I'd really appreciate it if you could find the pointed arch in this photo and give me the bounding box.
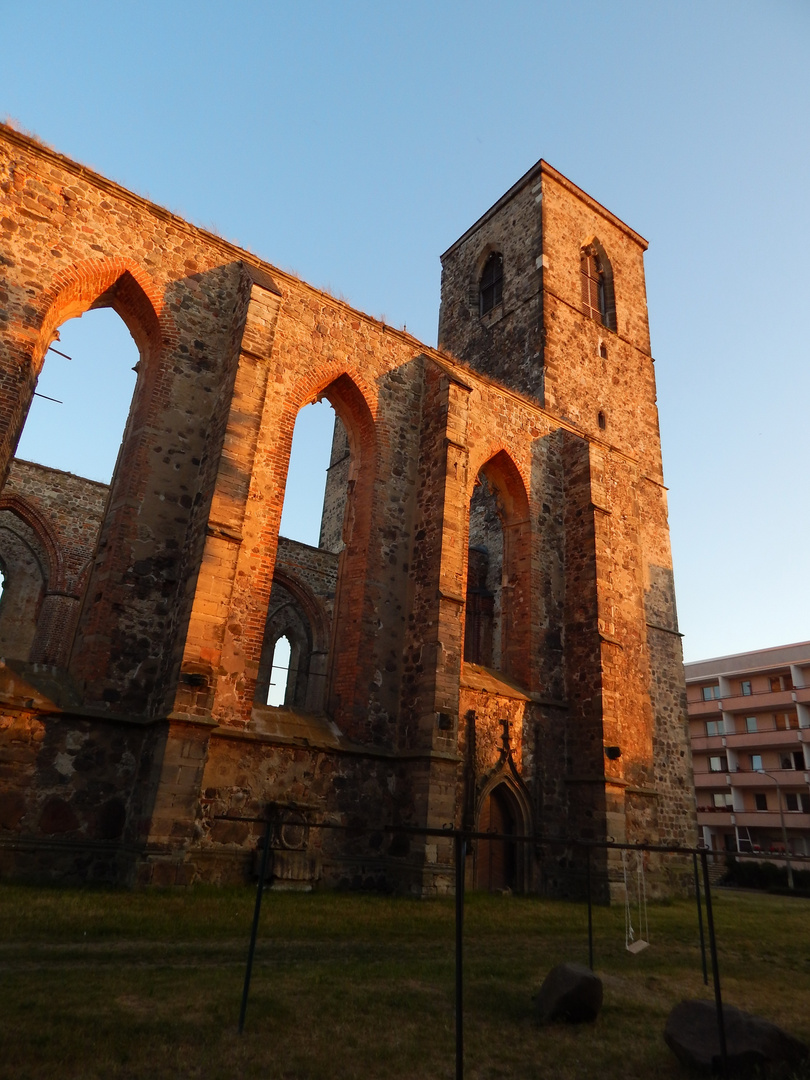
[0,492,64,590]
[35,258,166,377]
[246,367,378,736]
[0,258,168,486]
[474,775,532,892]
[255,569,331,712]
[464,449,532,687]
[580,237,616,332]
[470,244,505,316]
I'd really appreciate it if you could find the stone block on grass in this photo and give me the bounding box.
[534,962,603,1024]
[664,999,809,1077]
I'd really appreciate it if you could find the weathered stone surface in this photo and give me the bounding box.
[534,962,603,1024]
[664,999,809,1077]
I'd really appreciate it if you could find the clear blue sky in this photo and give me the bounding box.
[4,0,809,662]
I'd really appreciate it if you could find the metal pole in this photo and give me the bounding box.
[700,849,728,1078]
[586,845,594,971]
[455,831,466,1080]
[239,817,273,1034]
[763,772,794,890]
[693,852,708,986]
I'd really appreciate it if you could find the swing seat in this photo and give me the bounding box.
[626,938,649,954]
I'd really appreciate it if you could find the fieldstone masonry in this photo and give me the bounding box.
[0,128,695,895]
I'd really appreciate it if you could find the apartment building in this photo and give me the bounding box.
[685,642,810,857]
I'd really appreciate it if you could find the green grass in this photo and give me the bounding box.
[0,884,808,1079]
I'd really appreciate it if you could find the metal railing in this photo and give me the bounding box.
[219,813,734,1079]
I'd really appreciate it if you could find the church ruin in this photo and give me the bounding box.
[0,125,695,895]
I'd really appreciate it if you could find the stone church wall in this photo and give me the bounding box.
[0,125,695,896]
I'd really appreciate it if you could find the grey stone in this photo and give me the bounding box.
[534,962,603,1024]
[664,999,809,1077]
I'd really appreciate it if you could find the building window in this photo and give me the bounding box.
[745,716,758,734]
[801,794,810,814]
[741,680,752,696]
[713,793,733,809]
[781,712,799,730]
[705,720,723,736]
[702,685,722,701]
[479,253,503,316]
[580,244,616,330]
[785,793,800,812]
[709,755,727,773]
[750,754,763,771]
[755,793,768,811]
[597,410,606,430]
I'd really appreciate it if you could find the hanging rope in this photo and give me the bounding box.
[623,848,650,954]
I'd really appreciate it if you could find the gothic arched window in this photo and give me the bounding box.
[580,244,616,331]
[479,253,503,316]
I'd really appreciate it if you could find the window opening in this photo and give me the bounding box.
[580,244,616,331]
[745,716,757,733]
[479,253,503,316]
[709,755,727,773]
[750,754,763,771]
[755,793,768,811]
[463,454,530,687]
[740,680,752,696]
[465,477,503,669]
[597,410,606,430]
[267,635,292,707]
[278,400,339,547]
[705,720,723,736]
[15,308,138,484]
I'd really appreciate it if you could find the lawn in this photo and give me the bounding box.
[0,883,808,1079]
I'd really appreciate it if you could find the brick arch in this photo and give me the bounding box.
[0,492,65,590]
[34,257,168,377]
[0,258,171,489]
[286,360,379,425]
[469,447,531,520]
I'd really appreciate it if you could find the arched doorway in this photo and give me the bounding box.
[475,783,518,892]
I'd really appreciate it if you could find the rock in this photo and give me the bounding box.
[664,999,809,1077]
[534,962,603,1024]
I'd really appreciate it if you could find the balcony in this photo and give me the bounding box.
[688,698,723,718]
[693,771,731,791]
[729,811,810,831]
[722,688,795,712]
[727,768,808,788]
[695,809,733,827]
[724,727,804,751]
[690,733,727,753]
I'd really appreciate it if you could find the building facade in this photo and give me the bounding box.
[0,125,695,896]
[686,643,810,857]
